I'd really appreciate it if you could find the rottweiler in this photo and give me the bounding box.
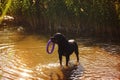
[51,33,79,66]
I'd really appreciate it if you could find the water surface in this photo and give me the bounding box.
[0,30,120,80]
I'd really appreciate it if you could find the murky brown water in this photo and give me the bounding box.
[0,30,120,80]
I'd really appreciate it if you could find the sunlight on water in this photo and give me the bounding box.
[34,63,64,80]
[19,72,31,78]
[35,63,59,71]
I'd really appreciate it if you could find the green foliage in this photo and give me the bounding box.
[0,0,119,38]
[7,0,119,26]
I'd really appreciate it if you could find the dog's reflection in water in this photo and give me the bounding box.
[61,63,84,80]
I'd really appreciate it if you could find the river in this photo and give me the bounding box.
[0,29,120,80]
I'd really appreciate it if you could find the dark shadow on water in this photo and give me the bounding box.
[78,38,120,54]
[61,64,84,80]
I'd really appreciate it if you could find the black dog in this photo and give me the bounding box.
[51,33,79,66]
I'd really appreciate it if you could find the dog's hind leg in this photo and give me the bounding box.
[74,42,79,63]
[66,55,70,66]
[75,48,79,63]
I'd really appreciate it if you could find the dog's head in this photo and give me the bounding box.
[51,33,67,44]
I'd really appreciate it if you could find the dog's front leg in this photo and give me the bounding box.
[59,53,62,66]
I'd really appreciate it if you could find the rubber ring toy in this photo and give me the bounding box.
[46,39,55,54]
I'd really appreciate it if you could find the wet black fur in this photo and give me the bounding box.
[51,33,79,66]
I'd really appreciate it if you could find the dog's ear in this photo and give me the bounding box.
[60,35,66,40]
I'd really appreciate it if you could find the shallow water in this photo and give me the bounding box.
[0,30,120,80]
